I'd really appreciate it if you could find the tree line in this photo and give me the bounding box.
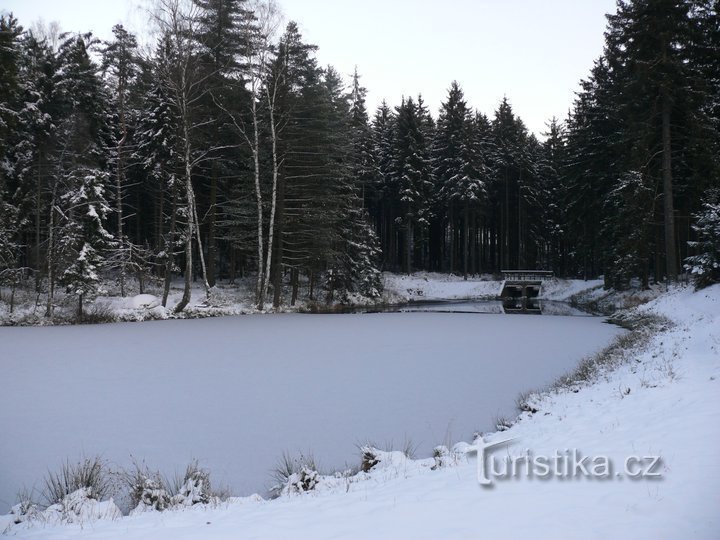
[0,0,718,319]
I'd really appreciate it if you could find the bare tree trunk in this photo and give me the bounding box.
[290,267,299,306]
[252,95,265,308]
[175,137,195,313]
[405,212,413,275]
[463,201,469,280]
[503,169,509,270]
[309,269,315,301]
[191,183,210,298]
[662,92,678,281]
[208,166,217,287]
[471,218,478,276]
[35,153,42,293]
[162,180,178,308]
[272,168,285,309]
[518,181,523,270]
[117,88,128,297]
[263,85,280,304]
[448,205,455,274]
[45,179,58,318]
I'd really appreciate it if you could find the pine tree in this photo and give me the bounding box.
[57,167,113,320]
[0,14,22,183]
[348,67,375,209]
[369,101,397,269]
[0,14,24,288]
[10,32,57,289]
[134,73,182,306]
[433,81,485,278]
[603,171,655,289]
[563,57,621,280]
[606,0,712,280]
[102,24,144,296]
[153,1,216,312]
[45,32,112,316]
[393,97,433,274]
[538,118,568,274]
[193,0,255,287]
[685,189,720,288]
[490,97,530,271]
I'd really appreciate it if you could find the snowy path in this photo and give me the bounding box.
[0,312,620,512]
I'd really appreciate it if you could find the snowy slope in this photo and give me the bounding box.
[3,285,718,538]
[382,272,502,302]
[382,272,604,303]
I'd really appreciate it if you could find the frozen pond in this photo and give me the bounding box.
[0,311,623,511]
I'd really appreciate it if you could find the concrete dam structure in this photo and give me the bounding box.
[500,271,554,314]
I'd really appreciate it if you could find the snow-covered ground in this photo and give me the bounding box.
[2,285,718,539]
[381,272,502,302]
[382,272,604,303]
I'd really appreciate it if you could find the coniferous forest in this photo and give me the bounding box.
[0,0,719,317]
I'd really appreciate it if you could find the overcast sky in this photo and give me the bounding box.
[3,0,617,136]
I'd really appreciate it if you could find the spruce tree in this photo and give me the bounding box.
[433,81,485,278]
[685,189,720,288]
[393,97,433,274]
[102,24,144,296]
[57,168,113,320]
[606,0,712,280]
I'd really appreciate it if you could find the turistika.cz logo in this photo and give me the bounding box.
[470,436,663,486]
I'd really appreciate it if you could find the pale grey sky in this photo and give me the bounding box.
[3,0,616,136]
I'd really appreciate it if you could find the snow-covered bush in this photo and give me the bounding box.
[431,445,450,470]
[686,192,720,289]
[9,497,40,525]
[169,461,214,507]
[42,487,122,525]
[124,463,171,513]
[43,456,110,507]
[7,487,121,530]
[515,390,540,414]
[271,452,320,496]
[285,466,320,495]
[360,446,381,472]
[494,415,513,432]
[80,301,117,324]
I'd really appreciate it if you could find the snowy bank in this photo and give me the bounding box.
[382,271,603,303]
[2,273,606,326]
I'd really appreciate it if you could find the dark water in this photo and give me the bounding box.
[328,299,590,317]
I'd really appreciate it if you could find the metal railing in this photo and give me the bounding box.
[501,270,554,282]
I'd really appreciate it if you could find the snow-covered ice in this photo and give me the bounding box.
[0,311,620,515]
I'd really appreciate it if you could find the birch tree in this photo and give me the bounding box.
[152,0,213,312]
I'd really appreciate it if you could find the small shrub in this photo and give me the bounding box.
[10,488,39,525]
[431,445,450,470]
[43,456,110,507]
[286,466,320,494]
[359,446,380,473]
[494,415,513,432]
[169,461,213,506]
[43,487,122,525]
[515,391,539,414]
[271,452,320,497]
[123,461,171,513]
[401,438,418,459]
[78,302,116,325]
